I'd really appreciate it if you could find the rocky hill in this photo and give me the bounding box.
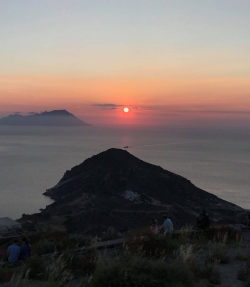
[0,110,91,126]
[21,148,244,235]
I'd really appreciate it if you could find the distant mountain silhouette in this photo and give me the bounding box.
[0,110,91,126]
[20,148,244,235]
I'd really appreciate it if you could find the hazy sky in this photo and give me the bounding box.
[0,1,250,126]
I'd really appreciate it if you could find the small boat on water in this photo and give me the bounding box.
[124,146,129,149]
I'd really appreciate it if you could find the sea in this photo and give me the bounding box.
[0,125,250,219]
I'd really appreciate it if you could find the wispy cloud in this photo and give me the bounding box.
[174,109,250,115]
[158,109,250,117]
[92,103,123,110]
[92,103,155,111]
[194,110,250,115]
[134,106,152,111]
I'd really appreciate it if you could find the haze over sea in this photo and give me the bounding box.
[0,126,250,219]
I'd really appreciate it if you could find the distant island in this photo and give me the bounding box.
[0,110,91,126]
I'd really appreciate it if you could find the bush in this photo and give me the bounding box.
[63,248,99,276]
[203,226,241,244]
[208,267,221,285]
[35,283,63,287]
[238,268,249,281]
[205,247,230,264]
[22,252,74,285]
[235,252,246,261]
[23,255,46,279]
[195,264,221,285]
[193,263,221,285]
[101,227,120,241]
[45,253,73,286]
[34,239,58,256]
[124,229,181,259]
[237,259,250,282]
[91,257,194,287]
[0,268,15,283]
[30,232,90,256]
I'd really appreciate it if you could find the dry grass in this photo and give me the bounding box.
[235,251,247,261]
[205,246,230,264]
[124,228,184,259]
[91,257,194,287]
[45,253,74,286]
[203,226,242,244]
[1,225,244,287]
[0,267,16,283]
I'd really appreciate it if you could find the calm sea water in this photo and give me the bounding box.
[0,126,250,219]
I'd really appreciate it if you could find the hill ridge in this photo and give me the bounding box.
[22,148,244,235]
[0,109,91,126]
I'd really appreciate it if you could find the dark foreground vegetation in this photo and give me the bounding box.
[1,225,248,287]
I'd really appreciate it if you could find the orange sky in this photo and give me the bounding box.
[1,1,250,127]
[1,75,250,127]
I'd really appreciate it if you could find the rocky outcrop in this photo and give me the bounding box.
[21,149,244,235]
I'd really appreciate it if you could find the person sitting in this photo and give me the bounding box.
[161,215,173,236]
[7,239,20,263]
[196,212,205,229]
[202,210,210,229]
[246,214,250,226]
[19,237,31,260]
[196,210,210,230]
[149,217,159,235]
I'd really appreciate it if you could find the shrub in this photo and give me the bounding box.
[15,280,62,287]
[34,239,58,256]
[23,255,46,279]
[203,226,241,244]
[63,248,99,276]
[91,257,194,287]
[235,252,246,261]
[101,227,120,241]
[238,268,249,281]
[193,263,221,285]
[0,267,15,283]
[30,232,90,256]
[237,259,250,282]
[174,244,196,265]
[45,253,73,286]
[67,235,91,248]
[124,229,181,259]
[205,247,230,264]
[208,267,221,285]
[22,252,74,285]
[35,283,63,287]
[202,264,221,285]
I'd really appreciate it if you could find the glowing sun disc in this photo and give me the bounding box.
[123,107,129,113]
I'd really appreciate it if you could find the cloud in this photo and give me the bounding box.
[196,110,250,115]
[14,112,21,114]
[92,103,123,110]
[157,109,250,117]
[92,103,157,112]
[134,106,152,111]
[27,112,37,115]
[175,109,250,115]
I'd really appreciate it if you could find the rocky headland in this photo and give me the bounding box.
[20,148,244,235]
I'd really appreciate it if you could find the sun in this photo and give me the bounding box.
[123,107,129,113]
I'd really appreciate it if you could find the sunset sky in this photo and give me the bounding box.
[0,1,250,126]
